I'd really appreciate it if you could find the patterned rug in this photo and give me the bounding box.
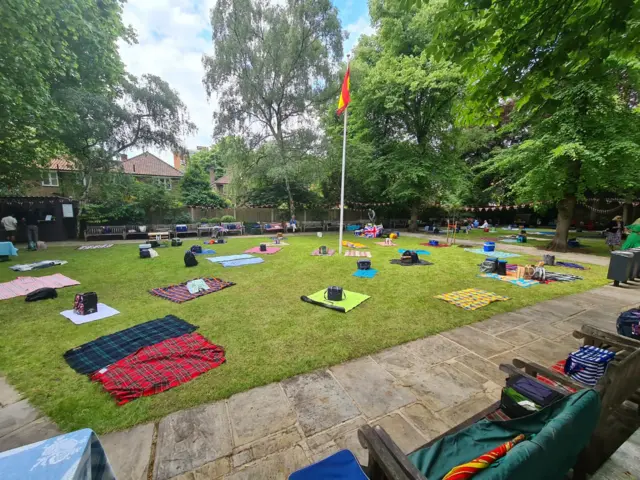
[0,274,80,300]
[344,250,372,257]
[77,244,114,250]
[90,333,225,405]
[150,277,235,303]
[463,248,521,259]
[435,288,510,311]
[311,248,336,256]
[479,273,539,288]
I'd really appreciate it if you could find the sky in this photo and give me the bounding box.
[120,0,374,166]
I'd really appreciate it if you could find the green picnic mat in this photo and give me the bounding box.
[301,289,370,313]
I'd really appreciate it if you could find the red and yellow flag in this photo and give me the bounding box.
[336,66,351,115]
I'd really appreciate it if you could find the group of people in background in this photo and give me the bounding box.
[1,211,40,246]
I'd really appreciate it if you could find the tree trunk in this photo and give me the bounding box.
[409,204,419,232]
[548,195,576,252]
[283,174,295,217]
[75,173,92,239]
[623,203,632,225]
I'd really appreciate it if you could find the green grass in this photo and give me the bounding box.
[453,227,612,257]
[0,234,609,433]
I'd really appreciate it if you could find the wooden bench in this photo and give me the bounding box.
[324,221,343,231]
[174,223,198,237]
[221,222,244,235]
[84,225,126,241]
[148,231,171,241]
[391,219,409,229]
[302,221,323,232]
[260,222,284,234]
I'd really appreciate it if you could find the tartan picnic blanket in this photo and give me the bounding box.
[545,272,583,282]
[63,315,197,374]
[311,248,336,256]
[90,333,225,405]
[435,288,510,311]
[0,274,80,300]
[344,250,372,257]
[479,273,540,288]
[77,244,114,250]
[150,277,235,303]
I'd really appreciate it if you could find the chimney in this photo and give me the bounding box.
[209,167,216,187]
[120,154,127,162]
[173,151,182,170]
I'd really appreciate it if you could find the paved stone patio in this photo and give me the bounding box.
[0,283,637,479]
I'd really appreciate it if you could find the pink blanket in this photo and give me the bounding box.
[0,274,80,300]
[375,242,397,247]
[244,246,281,254]
[344,250,372,257]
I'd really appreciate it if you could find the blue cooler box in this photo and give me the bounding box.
[483,241,496,252]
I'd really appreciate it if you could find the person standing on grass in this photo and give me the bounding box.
[1,213,17,242]
[23,209,40,247]
[605,215,624,251]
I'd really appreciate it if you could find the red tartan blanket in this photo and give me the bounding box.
[91,333,225,404]
[150,277,235,303]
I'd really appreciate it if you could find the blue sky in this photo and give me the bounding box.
[120,0,374,165]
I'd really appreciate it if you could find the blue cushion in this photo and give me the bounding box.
[289,450,368,480]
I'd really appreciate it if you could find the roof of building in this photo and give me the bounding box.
[49,158,75,171]
[122,152,184,178]
[215,175,231,185]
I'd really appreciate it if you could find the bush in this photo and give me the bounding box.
[199,217,210,224]
[210,217,221,224]
[220,215,236,222]
[166,212,192,224]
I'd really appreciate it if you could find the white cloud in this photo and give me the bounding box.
[344,15,375,57]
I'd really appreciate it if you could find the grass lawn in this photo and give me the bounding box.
[451,227,612,257]
[0,234,609,433]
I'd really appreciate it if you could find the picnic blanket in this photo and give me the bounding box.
[245,246,281,254]
[420,243,449,248]
[77,244,114,250]
[389,259,433,266]
[311,248,336,256]
[60,304,120,325]
[435,288,509,311]
[206,254,253,263]
[194,249,216,255]
[90,333,225,405]
[545,272,583,282]
[397,249,430,255]
[344,250,372,257]
[301,289,370,313]
[353,269,378,279]
[266,242,289,246]
[63,315,197,374]
[479,273,540,288]
[342,241,367,249]
[463,248,521,259]
[500,239,518,243]
[221,257,264,267]
[10,260,68,272]
[375,241,397,247]
[556,261,587,270]
[150,277,235,303]
[0,274,80,301]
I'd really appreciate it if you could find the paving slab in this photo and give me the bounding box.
[496,328,539,346]
[520,322,567,340]
[154,401,232,480]
[0,399,40,438]
[101,423,154,480]
[512,338,574,367]
[446,360,488,384]
[441,326,512,358]
[439,394,496,427]
[401,335,469,364]
[331,357,416,419]
[553,308,618,333]
[228,383,296,446]
[282,370,359,436]
[516,304,566,322]
[532,298,591,318]
[471,312,532,335]
[250,425,303,460]
[333,428,369,465]
[592,286,640,305]
[224,445,309,480]
[306,416,367,451]
[373,346,423,379]
[401,403,451,440]
[0,377,21,407]
[0,417,60,453]
[402,363,483,412]
[170,457,231,480]
[454,354,508,385]
[373,413,426,454]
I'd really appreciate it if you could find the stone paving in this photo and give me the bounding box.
[0,283,637,479]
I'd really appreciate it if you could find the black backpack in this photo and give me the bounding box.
[184,250,198,267]
[25,288,58,302]
[190,245,202,254]
[140,249,151,259]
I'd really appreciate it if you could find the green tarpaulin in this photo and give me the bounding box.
[301,289,370,313]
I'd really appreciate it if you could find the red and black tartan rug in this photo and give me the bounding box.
[150,277,235,303]
[90,333,225,405]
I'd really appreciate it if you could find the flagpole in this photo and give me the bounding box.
[338,104,348,254]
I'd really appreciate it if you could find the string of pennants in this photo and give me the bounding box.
[463,198,640,212]
[245,202,395,209]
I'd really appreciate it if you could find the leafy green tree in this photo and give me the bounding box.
[203,0,343,215]
[188,148,225,180]
[180,161,226,208]
[0,0,133,187]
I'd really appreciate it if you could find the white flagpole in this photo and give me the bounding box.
[338,97,348,255]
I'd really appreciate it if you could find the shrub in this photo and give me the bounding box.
[199,217,210,224]
[220,215,236,222]
[210,217,221,224]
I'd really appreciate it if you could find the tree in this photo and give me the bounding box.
[424,0,640,249]
[180,161,226,209]
[203,0,343,215]
[188,148,225,180]
[57,74,195,235]
[0,0,133,187]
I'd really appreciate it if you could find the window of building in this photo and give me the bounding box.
[42,171,59,187]
[157,178,172,190]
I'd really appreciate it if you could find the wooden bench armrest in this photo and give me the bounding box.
[358,425,423,480]
[510,359,584,391]
[575,325,640,351]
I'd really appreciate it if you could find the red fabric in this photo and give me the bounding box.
[536,360,577,393]
[91,333,225,405]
